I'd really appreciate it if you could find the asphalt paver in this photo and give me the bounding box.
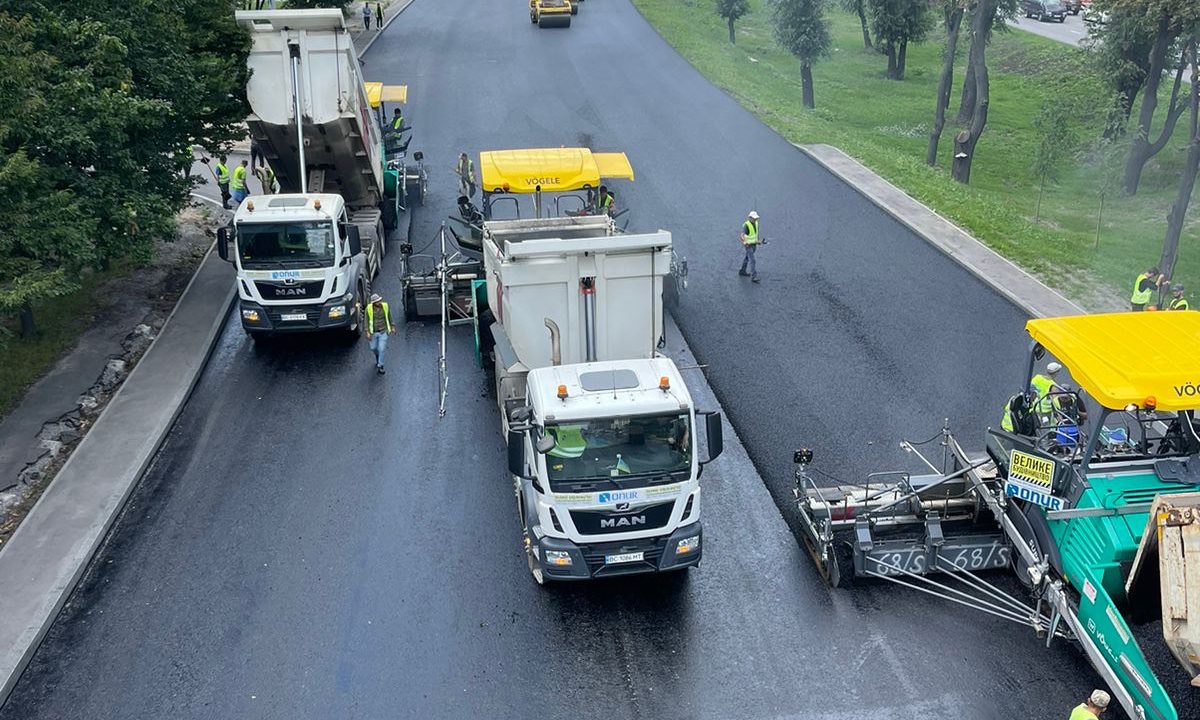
[1,1,1117,718]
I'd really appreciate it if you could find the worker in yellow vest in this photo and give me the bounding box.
[1068,689,1110,719]
[364,293,396,374]
[203,156,231,209]
[1130,266,1165,311]
[230,159,250,205]
[254,164,277,195]
[738,210,761,283]
[1030,361,1063,418]
[1168,283,1189,310]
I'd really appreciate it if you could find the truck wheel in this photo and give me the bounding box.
[247,330,272,345]
[346,283,366,340]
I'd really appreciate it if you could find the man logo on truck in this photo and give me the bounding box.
[600,515,646,529]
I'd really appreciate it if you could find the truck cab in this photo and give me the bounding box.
[507,359,721,582]
[218,193,371,338]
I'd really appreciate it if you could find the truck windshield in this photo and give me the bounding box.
[543,413,691,489]
[237,222,335,268]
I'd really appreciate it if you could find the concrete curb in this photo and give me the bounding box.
[0,246,235,707]
[797,143,1085,319]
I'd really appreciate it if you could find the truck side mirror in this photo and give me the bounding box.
[216,226,232,262]
[342,224,362,256]
[508,430,527,478]
[699,412,724,474]
[536,434,556,454]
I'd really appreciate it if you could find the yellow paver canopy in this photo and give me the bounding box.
[1026,312,1200,411]
[479,148,634,193]
[364,81,407,108]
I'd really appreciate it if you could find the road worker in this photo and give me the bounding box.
[1030,362,1064,418]
[738,210,761,283]
[254,164,277,195]
[1131,266,1165,311]
[593,185,614,216]
[455,152,476,198]
[209,157,232,209]
[389,107,405,135]
[1169,283,1189,310]
[1000,392,1036,436]
[1068,689,1110,719]
[230,159,250,205]
[365,293,396,375]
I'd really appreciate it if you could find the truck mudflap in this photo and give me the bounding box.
[534,523,702,581]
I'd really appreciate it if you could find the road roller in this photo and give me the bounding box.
[530,0,572,27]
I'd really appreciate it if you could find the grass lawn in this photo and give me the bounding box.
[631,0,1198,309]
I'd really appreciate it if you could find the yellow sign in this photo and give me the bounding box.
[1010,450,1055,489]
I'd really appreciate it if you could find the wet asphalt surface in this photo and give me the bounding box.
[1,1,1117,718]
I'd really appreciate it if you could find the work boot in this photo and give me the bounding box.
[751,275,761,284]
[738,269,750,277]
[377,366,385,375]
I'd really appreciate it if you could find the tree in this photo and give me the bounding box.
[1086,6,1156,139]
[1111,0,1200,195]
[951,0,1000,183]
[771,0,832,109]
[840,0,874,48]
[954,0,1012,123]
[0,1,249,334]
[716,0,752,44]
[1158,33,1198,279]
[869,0,935,80]
[1030,100,1080,221]
[927,0,966,165]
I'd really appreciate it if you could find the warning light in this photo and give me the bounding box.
[659,376,670,391]
[1145,396,1158,410]
[313,199,322,210]
[246,200,255,212]
[557,384,568,400]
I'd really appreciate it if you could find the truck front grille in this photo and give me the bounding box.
[570,501,675,536]
[255,280,326,300]
[580,536,668,577]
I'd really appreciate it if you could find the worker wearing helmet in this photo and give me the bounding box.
[1169,283,1189,310]
[1030,362,1064,418]
[739,210,760,283]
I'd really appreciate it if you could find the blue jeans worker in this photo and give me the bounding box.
[365,294,395,374]
[738,210,761,283]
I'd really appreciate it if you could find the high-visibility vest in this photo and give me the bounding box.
[1068,704,1099,720]
[366,302,391,332]
[391,115,404,131]
[216,162,230,185]
[1000,403,1015,432]
[231,165,247,191]
[256,166,276,193]
[743,220,759,244]
[596,194,613,212]
[1030,373,1057,414]
[1131,273,1153,305]
[1171,296,1189,310]
[457,158,474,179]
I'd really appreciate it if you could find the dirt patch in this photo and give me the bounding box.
[0,204,225,546]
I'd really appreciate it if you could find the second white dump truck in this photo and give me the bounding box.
[476,148,724,583]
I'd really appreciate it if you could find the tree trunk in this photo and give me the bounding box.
[727,16,736,44]
[952,0,997,184]
[1158,37,1199,278]
[857,2,872,49]
[886,39,897,79]
[928,7,965,166]
[956,60,977,123]
[1123,14,1180,196]
[19,303,35,338]
[801,61,815,110]
[896,40,908,81]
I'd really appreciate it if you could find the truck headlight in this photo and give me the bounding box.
[544,550,573,566]
[242,309,260,323]
[328,305,347,319]
[676,535,700,555]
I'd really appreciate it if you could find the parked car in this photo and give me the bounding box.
[1023,0,1067,22]
[1064,0,1083,14]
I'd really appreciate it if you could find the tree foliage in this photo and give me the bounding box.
[771,0,832,109]
[716,0,752,44]
[840,0,874,48]
[1085,6,1157,136]
[0,1,250,332]
[868,0,935,79]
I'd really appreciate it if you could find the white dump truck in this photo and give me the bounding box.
[217,9,422,339]
[469,148,723,583]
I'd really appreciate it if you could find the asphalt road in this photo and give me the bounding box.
[2,1,1112,718]
[1011,12,1093,46]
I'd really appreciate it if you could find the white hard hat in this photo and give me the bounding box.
[1089,689,1110,708]
[748,211,759,219]
[1046,362,1062,375]
[370,293,382,303]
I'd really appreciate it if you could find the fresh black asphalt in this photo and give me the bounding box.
[1,1,1111,718]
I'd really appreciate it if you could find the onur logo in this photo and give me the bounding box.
[1175,382,1200,397]
[600,515,646,529]
[598,491,639,504]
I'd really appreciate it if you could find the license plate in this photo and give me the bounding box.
[605,552,644,565]
[281,313,307,322]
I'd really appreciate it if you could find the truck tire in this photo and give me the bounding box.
[248,330,272,345]
[345,281,366,341]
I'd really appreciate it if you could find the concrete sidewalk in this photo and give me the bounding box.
[799,143,1086,319]
[0,248,234,704]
